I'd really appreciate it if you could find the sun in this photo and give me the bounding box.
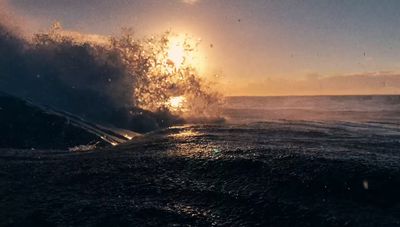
[156,34,208,113]
[163,34,205,73]
[167,38,185,68]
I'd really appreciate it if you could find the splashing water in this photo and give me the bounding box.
[107,29,222,117]
[167,96,186,111]
[166,37,185,69]
[0,21,223,132]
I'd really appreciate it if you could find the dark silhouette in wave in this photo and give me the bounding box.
[0,21,220,136]
[0,92,104,149]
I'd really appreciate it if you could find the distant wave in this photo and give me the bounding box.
[0,21,222,132]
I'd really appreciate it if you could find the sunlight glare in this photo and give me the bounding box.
[167,37,185,68]
[168,96,186,111]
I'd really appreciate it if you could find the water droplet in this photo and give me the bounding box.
[363,180,369,190]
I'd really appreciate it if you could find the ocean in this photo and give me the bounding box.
[1,11,400,226]
[1,95,400,226]
[223,95,400,124]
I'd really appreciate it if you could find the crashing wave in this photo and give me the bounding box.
[0,21,223,133]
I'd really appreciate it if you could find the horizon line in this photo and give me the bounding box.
[226,93,400,98]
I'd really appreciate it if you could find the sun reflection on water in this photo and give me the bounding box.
[169,128,201,139]
[166,127,224,158]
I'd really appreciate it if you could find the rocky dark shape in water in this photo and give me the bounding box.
[0,92,144,149]
[0,93,104,149]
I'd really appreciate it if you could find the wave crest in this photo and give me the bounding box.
[0,21,223,132]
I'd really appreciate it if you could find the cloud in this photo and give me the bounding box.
[0,0,40,36]
[226,72,400,96]
[181,0,200,5]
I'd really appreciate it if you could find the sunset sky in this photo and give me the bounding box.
[4,0,400,95]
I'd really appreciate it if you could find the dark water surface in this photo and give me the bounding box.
[1,118,400,226]
[1,96,400,226]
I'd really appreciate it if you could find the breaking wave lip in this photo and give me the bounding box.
[0,20,224,135]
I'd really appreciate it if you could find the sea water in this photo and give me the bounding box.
[223,95,400,124]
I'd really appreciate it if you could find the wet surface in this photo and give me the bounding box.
[1,121,400,226]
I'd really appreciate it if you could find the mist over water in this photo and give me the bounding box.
[224,96,400,124]
[0,19,222,133]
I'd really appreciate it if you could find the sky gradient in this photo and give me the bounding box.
[4,0,400,95]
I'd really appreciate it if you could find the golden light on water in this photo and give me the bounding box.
[123,134,133,140]
[167,96,186,111]
[170,128,201,138]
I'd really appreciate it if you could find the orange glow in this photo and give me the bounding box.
[167,96,186,111]
[167,38,185,68]
[162,34,205,74]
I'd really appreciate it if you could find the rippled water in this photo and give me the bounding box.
[1,96,400,226]
[157,95,400,163]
